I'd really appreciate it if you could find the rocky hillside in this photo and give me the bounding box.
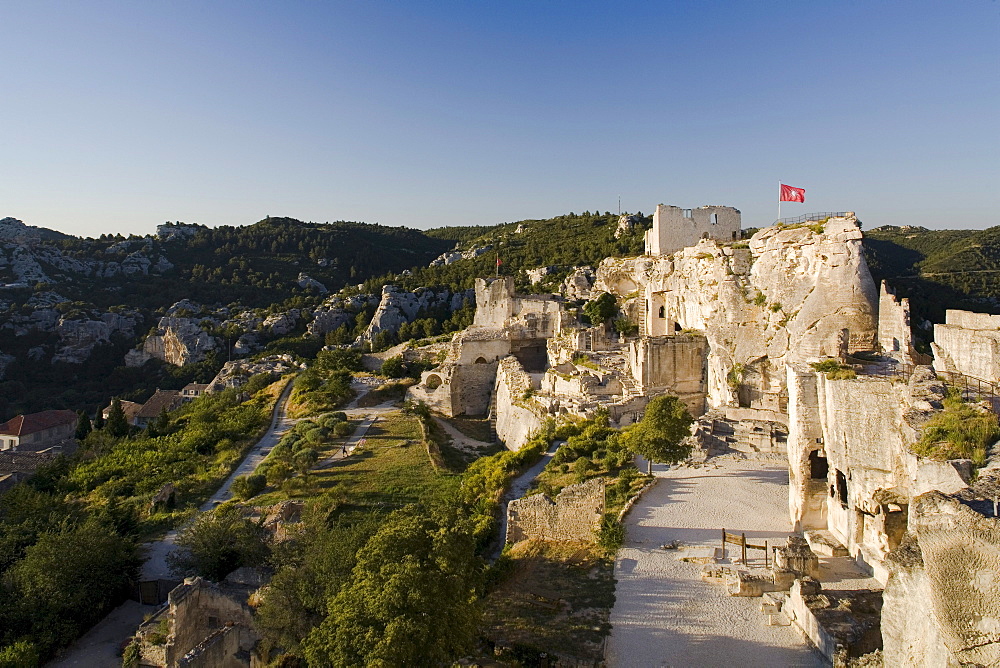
[3,209,1000,418]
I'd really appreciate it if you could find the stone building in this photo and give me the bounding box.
[133,571,263,668]
[644,204,741,256]
[0,409,77,451]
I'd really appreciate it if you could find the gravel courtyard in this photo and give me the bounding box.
[607,456,827,668]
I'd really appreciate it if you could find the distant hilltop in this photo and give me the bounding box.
[0,217,71,244]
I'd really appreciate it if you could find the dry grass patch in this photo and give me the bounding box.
[482,540,615,664]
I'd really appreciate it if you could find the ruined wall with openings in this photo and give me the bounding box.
[506,478,605,543]
[878,281,919,364]
[644,204,742,256]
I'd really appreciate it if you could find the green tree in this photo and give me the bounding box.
[1,520,139,657]
[622,395,694,474]
[105,398,129,438]
[74,411,91,441]
[230,474,266,501]
[584,292,617,325]
[380,356,406,379]
[0,640,39,667]
[302,509,482,667]
[167,504,269,581]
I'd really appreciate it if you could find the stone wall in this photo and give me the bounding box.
[473,276,563,338]
[878,281,918,364]
[506,478,605,543]
[407,333,511,417]
[177,624,256,668]
[644,204,741,255]
[628,334,706,414]
[163,578,255,666]
[932,309,1000,383]
[493,356,547,451]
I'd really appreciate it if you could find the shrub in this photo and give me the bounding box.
[231,474,266,501]
[810,359,857,380]
[597,514,624,553]
[915,389,999,466]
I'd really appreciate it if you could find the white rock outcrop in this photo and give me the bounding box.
[595,215,878,409]
[143,317,218,366]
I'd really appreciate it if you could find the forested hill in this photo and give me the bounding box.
[363,211,652,294]
[5,217,454,310]
[863,225,1000,330]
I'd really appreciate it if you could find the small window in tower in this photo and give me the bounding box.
[683,209,692,219]
[710,213,718,225]
[658,306,665,319]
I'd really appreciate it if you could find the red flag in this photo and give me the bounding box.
[780,184,806,202]
[496,255,502,267]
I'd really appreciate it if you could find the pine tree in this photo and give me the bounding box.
[74,411,92,440]
[105,398,130,438]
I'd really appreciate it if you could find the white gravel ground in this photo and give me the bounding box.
[607,456,827,668]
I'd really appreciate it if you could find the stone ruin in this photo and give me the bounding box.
[506,478,605,544]
[404,205,1000,664]
[133,570,263,668]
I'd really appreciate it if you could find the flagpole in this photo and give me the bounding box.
[777,181,781,223]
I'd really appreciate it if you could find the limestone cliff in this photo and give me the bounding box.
[143,317,218,366]
[883,490,1000,666]
[595,215,878,409]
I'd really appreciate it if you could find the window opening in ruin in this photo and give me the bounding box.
[710,213,718,225]
[732,231,738,240]
[702,231,709,239]
[425,374,442,390]
[836,470,848,507]
[674,322,682,332]
[809,450,829,480]
[208,616,219,628]
[683,209,692,219]
[474,357,488,364]
[658,306,665,319]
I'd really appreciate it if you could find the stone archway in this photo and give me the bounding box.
[425,374,442,390]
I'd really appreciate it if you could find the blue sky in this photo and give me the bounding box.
[2,1,998,236]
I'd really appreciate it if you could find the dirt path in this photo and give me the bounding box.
[606,457,826,668]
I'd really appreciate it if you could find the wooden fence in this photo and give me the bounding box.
[721,528,769,567]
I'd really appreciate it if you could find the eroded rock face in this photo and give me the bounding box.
[296,273,327,293]
[0,218,41,245]
[207,354,300,392]
[52,309,142,364]
[884,491,1000,666]
[264,310,298,336]
[360,285,472,344]
[595,215,878,409]
[143,317,218,366]
[561,266,595,301]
